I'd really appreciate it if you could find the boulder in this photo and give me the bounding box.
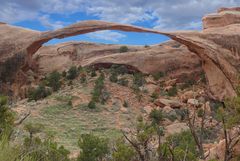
[187,98,200,107]
[162,106,173,113]
[155,98,182,108]
[180,90,198,103]
[143,105,154,114]
[165,122,189,136]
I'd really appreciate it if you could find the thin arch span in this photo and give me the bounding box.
[1,20,238,100]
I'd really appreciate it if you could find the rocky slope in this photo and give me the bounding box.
[1,7,240,101]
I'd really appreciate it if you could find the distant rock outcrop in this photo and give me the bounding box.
[0,7,240,100]
[35,41,201,79]
[203,7,240,29]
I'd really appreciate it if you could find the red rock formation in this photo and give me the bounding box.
[35,41,201,79]
[0,7,240,100]
[203,7,240,29]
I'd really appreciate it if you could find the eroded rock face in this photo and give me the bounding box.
[35,41,202,78]
[0,7,240,100]
[203,7,240,29]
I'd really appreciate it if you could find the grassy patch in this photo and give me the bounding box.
[24,102,124,152]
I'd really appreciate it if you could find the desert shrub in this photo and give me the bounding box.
[164,130,198,161]
[24,123,44,142]
[109,65,129,84]
[0,136,22,161]
[62,71,67,77]
[109,72,118,83]
[46,71,61,91]
[100,90,110,104]
[28,84,51,101]
[78,134,109,161]
[66,66,78,80]
[115,65,128,75]
[121,116,155,161]
[133,72,146,87]
[197,108,204,117]
[80,73,87,84]
[167,85,178,96]
[22,136,70,161]
[200,72,207,83]
[144,45,150,48]
[150,91,159,101]
[152,72,165,81]
[88,73,107,108]
[78,65,84,72]
[110,64,129,75]
[119,46,128,53]
[149,109,164,125]
[196,127,218,143]
[92,73,105,102]
[175,108,188,121]
[0,96,14,138]
[88,101,96,109]
[123,100,129,108]
[90,69,97,77]
[131,84,140,93]
[117,78,129,86]
[112,138,135,161]
[166,113,178,122]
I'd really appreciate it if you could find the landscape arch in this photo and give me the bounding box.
[0,20,239,100]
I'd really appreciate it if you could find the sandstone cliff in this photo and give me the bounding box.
[35,41,201,79]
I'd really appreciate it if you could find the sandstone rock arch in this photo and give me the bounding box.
[1,8,240,100]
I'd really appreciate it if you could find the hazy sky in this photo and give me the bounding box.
[1,0,239,45]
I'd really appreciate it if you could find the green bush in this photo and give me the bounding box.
[149,109,164,125]
[110,64,129,75]
[100,90,110,104]
[88,73,107,108]
[133,73,146,87]
[197,108,204,118]
[46,71,61,91]
[150,91,159,101]
[66,66,78,80]
[112,138,135,161]
[109,73,118,83]
[175,108,189,121]
[88,101,96,109]
[92,73,105,103]
[62,71,67,77]
[23,136,70,161]
[119,46,129,53]
[123,100,129,108]
[80,73,87,84]
[117,78,129,86]
[90,70,97,77]
[152,72,165,81]
[28,85,51,101]
[164,130,198,161]
[167,85,178,96]
[0,134,70,161]
[78,134,109,161]
[0,96,14,138]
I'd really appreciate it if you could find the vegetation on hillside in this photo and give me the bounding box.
[6,65,240,161]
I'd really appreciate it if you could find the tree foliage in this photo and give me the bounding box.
[0,96,14,138]
[28,84,51,101]
[78,134,109,161]
[66,66,79,80]
[119,46,128,53]
[46,71,61,91]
